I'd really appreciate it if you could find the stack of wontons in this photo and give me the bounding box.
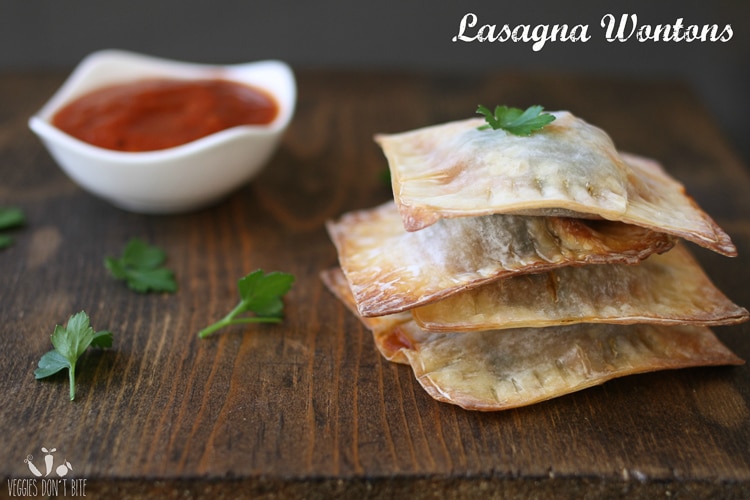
[322,110,748,411]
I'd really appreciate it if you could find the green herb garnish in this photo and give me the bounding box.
[476,104,556,136]
[0,206,25,249]
[34,311,113,401]
[105,238,177,293]
[199,269,295,338]
[0,235,12,250]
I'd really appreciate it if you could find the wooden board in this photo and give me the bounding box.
[1,70,749,499]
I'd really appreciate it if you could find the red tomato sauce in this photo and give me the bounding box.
[52,78,279,152]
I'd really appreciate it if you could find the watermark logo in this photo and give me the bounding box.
[7,446,86,497]
[25,447,72,478]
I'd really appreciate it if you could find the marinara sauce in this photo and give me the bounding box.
[52,78,278,152]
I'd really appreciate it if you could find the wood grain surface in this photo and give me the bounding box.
[0,70,749,499]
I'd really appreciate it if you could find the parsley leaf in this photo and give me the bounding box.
[34,311,113,401]
[105,238,177,293]
[199,269,295,338]
[0,206,25,250]
[476,104,556,136]
[0,235,13,250]
[0,207,24,228]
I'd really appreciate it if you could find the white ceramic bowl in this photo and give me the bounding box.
[29,49,296,213]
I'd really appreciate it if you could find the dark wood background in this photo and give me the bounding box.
[0,70,748,498]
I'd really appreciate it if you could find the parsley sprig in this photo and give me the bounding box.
[34,311,113,401]
[477,104,556,136]
[199,269,294,338]
[0,206,25,250]
[105,238,177,293]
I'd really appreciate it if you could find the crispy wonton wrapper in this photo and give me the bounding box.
[327,201,674,317]
[321,267,744,411]
[413,244,749,332]
[376,112,736,256]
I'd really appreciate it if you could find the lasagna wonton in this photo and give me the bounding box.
[376,113,735,256]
